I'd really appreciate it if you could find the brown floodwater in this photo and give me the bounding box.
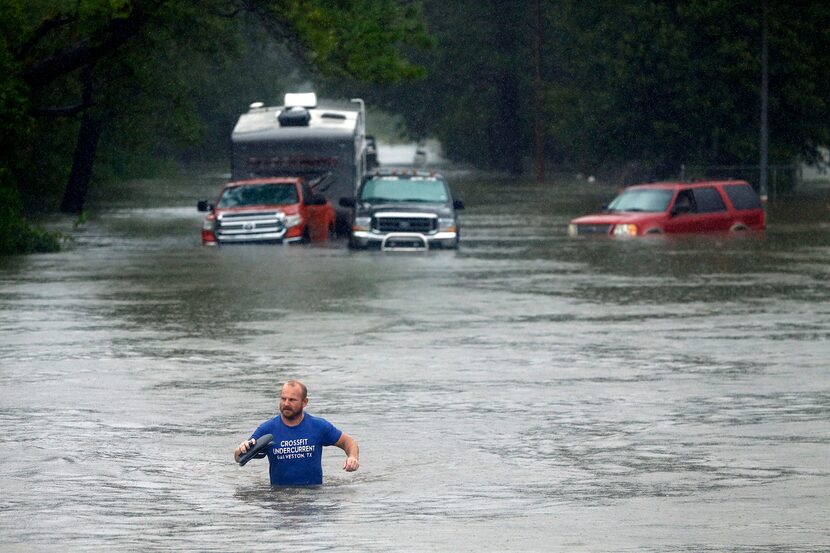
[1,160,828,552]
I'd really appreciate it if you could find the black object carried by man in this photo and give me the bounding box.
[238,434,273,466]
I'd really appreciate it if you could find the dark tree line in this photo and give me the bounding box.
[338,0,830,181]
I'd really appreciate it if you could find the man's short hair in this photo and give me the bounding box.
[284,380,308,399]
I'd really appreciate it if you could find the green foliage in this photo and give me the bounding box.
[0,36,33,185]
[91,3,253,174]
[340,0,533,172]
[264,0,429,83]
[366,0,830,179]
[0,185,62,255]
[543,0,830,175]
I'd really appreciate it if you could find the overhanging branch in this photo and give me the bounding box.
[30,102,91,118]
[22,2,162,89]
[30,62,96,118]
[15,13,79,60]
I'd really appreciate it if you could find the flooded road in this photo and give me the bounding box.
[1,165,828,552]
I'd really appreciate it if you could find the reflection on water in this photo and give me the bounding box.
[1,171,829,551]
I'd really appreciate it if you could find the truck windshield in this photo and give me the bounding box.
[607,188,673,212]
[360,178,449,203]
[217,183,299,207]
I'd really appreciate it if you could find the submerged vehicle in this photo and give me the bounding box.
[340,170,464,250]
[197,177,335,245]
[230,92,369,234]
[568,180,765,237]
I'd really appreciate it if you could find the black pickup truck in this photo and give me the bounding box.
[340,171,464,250]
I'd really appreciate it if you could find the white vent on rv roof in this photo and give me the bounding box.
[249,102,264,109]
[284,92,317,109]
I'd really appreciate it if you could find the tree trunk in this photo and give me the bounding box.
[490,73,523,175]
[60,111,101,214]
[488,3,524,175]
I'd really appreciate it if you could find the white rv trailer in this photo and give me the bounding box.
[231,93,367,233]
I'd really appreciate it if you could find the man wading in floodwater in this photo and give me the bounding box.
[234,380,360,486]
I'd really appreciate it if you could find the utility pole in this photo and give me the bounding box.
[759,0,769,202]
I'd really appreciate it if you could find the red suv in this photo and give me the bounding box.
[197,177,335,245]
[568,180,765,237]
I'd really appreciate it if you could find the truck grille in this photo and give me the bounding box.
[216,211,285,240]
[373,214,437,233]
[575,224,611,235]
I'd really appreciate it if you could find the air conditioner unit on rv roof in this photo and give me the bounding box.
[284,92,317,109]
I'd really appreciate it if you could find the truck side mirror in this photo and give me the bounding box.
[453,199,465,210]
[339,197,356,207]
[197,200,213,212]
[306,194,328,206]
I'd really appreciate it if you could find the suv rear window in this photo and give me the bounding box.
[692,187,727,213]
[723,184,762,210]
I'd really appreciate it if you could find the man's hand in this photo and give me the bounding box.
[234,438,256,462]
[343,456,359,472]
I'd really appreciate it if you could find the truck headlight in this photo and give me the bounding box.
[203,218,215,231]
[612,224,637,236]
[285,214,302,228]
[353,216,371,231]
[438,218,456,232]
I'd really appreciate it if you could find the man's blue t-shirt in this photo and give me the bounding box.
[250,413,342,486]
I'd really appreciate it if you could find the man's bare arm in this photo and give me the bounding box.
[335,433,359,472]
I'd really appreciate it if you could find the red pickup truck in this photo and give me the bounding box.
[197,177,336,245]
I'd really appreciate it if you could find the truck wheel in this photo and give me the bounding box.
[348,236,363,249]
